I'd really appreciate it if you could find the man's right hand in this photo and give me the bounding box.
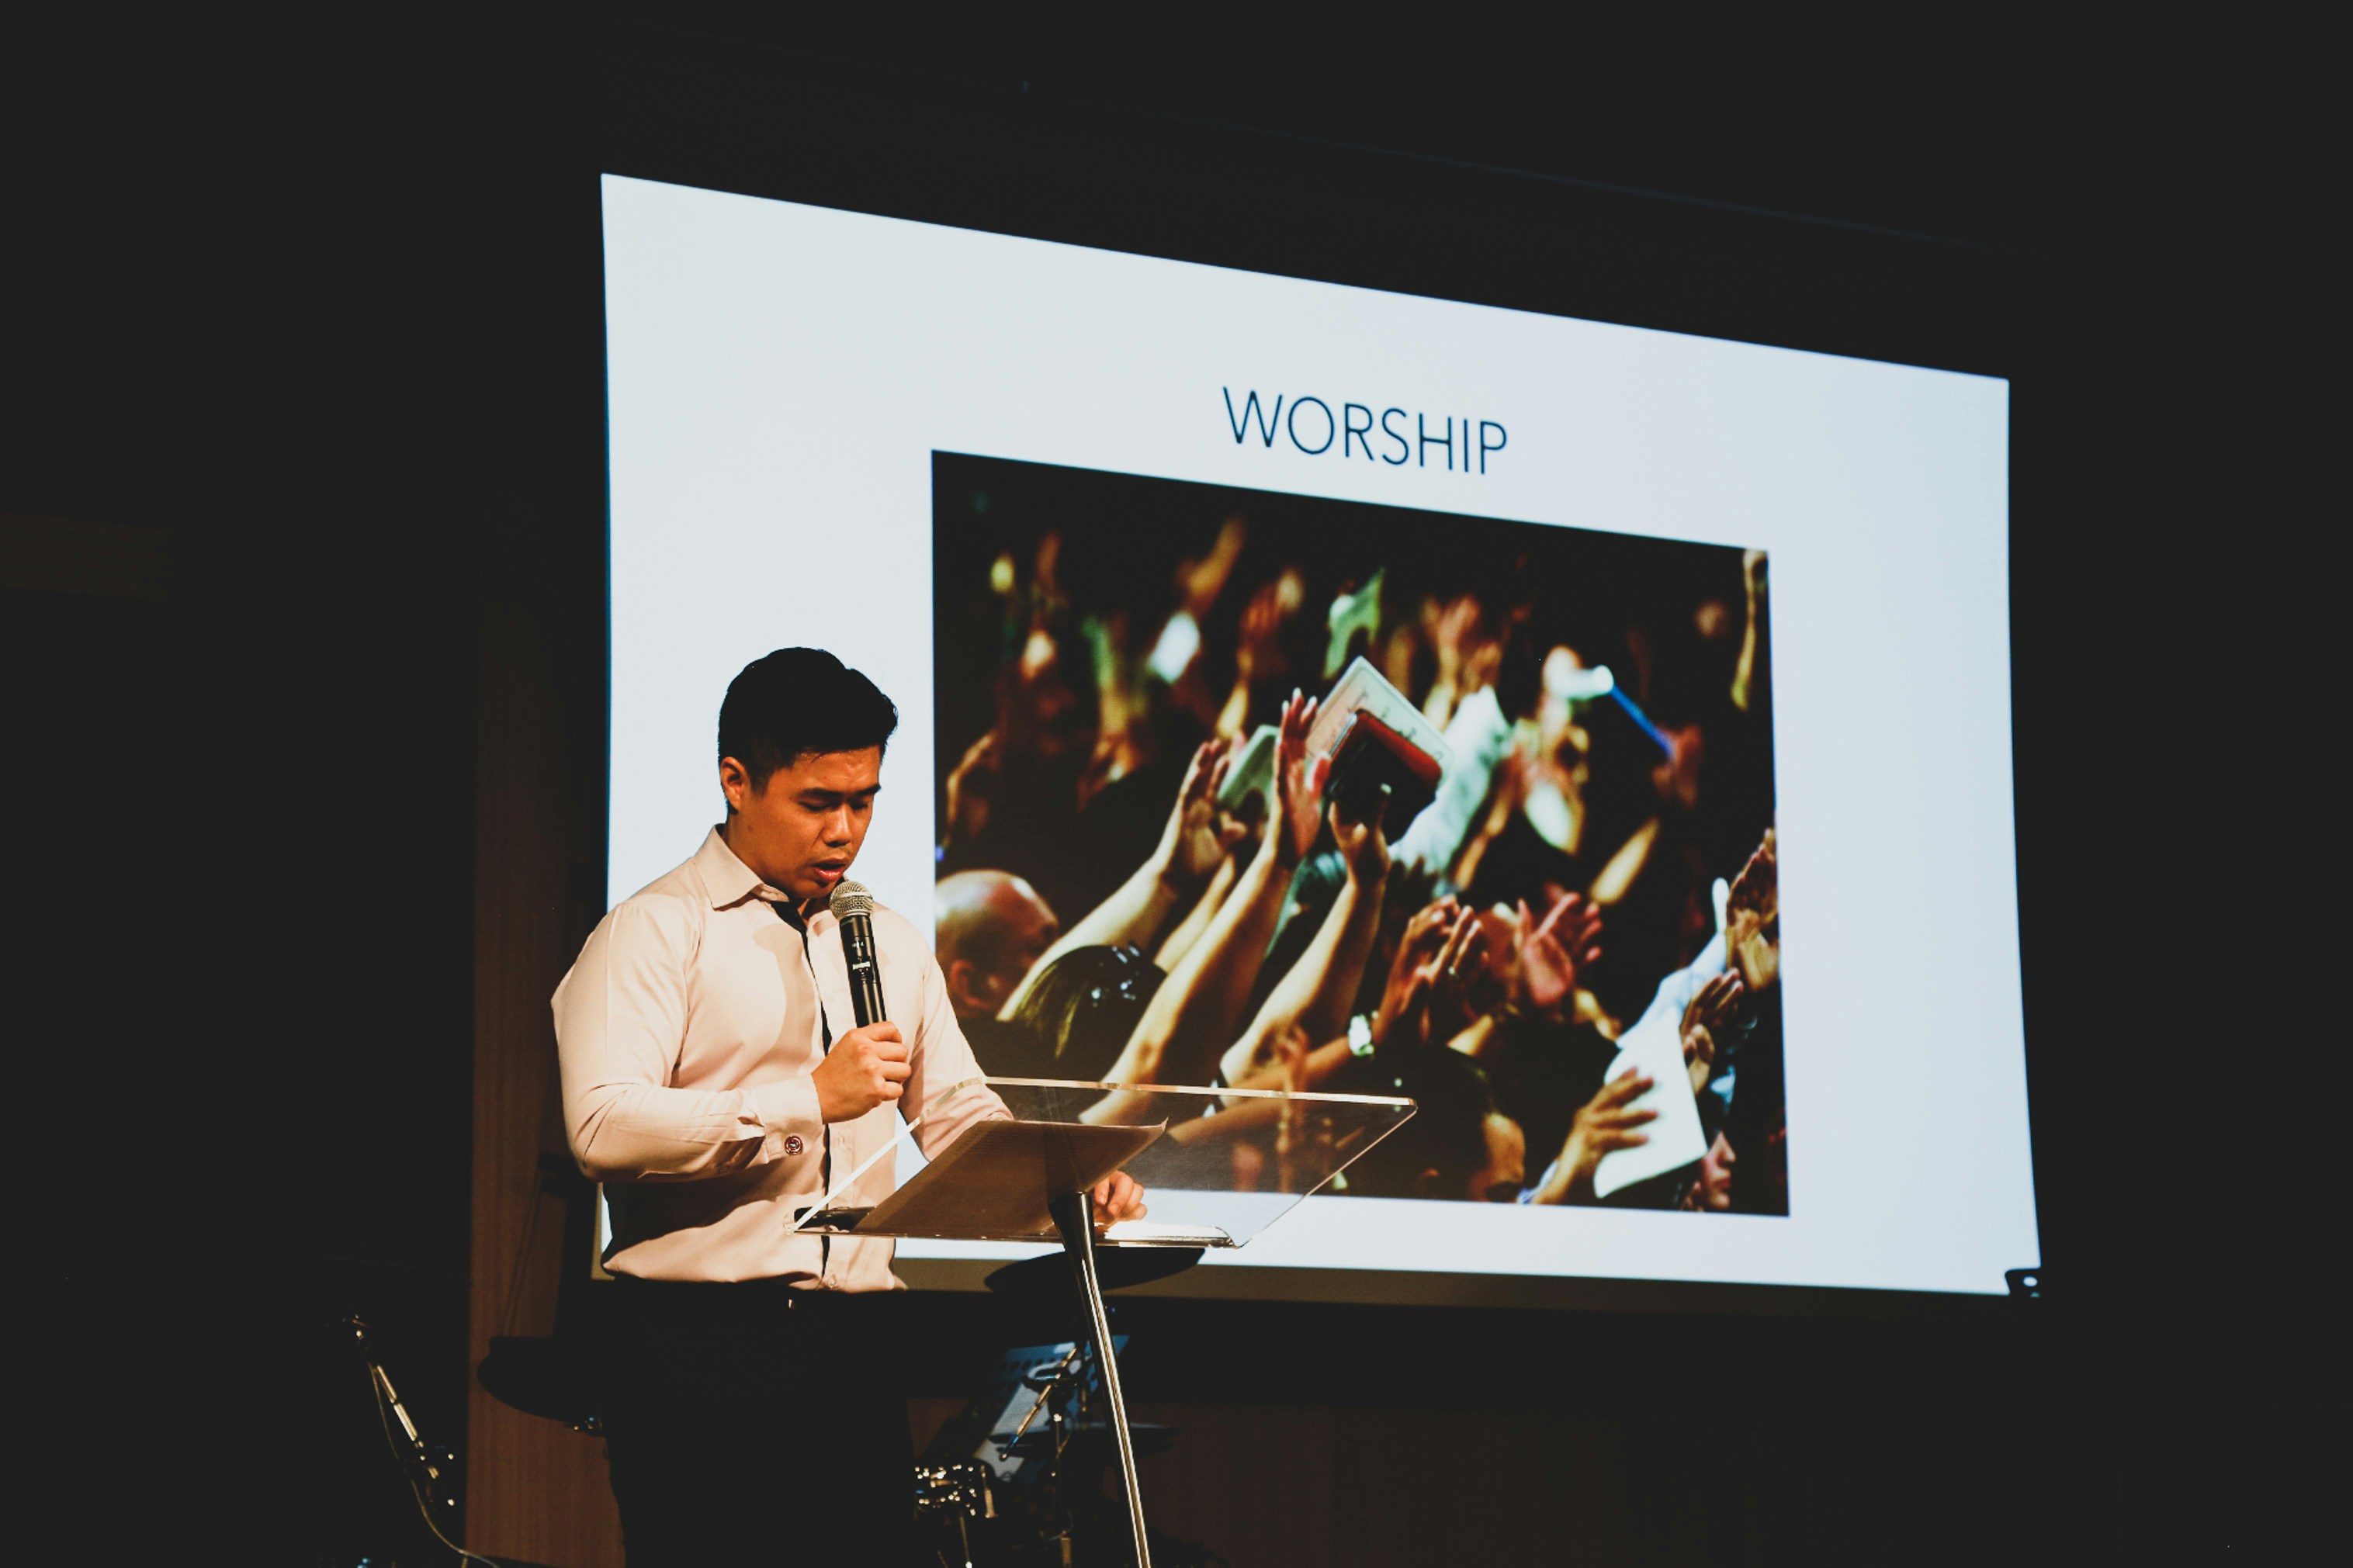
[812,1023,910,1122]
[1534,1069,1657,1205]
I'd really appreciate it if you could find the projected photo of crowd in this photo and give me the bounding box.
[930,453,1785,1215]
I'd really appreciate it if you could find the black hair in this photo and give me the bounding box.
[1005,944,1166,1081]
[1324,1047,1499,1200]
[719,647,899,792]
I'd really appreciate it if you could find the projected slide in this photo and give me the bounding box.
[933,455,1781,1214]
[603,173,2034,1296]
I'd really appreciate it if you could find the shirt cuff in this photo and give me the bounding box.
[748,1076,825,1159]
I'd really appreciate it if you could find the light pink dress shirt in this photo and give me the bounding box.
[553,828,1005,1286]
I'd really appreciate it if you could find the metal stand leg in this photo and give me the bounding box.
[1048,1189,1152,1568]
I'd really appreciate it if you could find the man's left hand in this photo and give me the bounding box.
[1091,1171,1148,1229]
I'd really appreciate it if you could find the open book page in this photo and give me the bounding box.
[1391,686,1513,876]
[1306,656,1452,771]
[1591,1030,1711,1200]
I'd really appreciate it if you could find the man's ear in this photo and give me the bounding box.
[719,756,751,815]
[944,958,989,1015]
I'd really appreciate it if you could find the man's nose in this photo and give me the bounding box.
[824,807,854,844]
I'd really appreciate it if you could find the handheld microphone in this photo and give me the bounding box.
[830,881,888,1028]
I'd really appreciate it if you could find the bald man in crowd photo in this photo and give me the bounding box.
[933,869,1059,1077]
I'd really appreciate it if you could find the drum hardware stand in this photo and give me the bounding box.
[348,1315,507,1567]
[348,1315,457,1519]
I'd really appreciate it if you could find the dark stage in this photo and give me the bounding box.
[5,7,2273,1563]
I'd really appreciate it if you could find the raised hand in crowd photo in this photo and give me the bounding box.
[930,454,1787,1215]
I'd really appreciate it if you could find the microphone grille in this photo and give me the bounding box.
[829,881,875,920]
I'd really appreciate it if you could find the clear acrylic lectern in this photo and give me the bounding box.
[793,1076,1415,1568]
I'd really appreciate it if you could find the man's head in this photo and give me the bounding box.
[934,871,1060,1023]
[1006,945,1166,1079]
[1468,1111,1527,1204]
[717,648,899,905]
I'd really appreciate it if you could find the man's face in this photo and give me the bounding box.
[972,883,1059,1012]
[1696,1132,1737,1211]
[934,871,1061,1022]
[720,746,882,905]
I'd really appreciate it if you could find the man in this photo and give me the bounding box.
[932,869,1059,1026]
[554,648,1142,1564]
[934,868,1062,1079]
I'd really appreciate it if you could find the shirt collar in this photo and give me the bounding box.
[691,826,834,926]
[693,826,785,911]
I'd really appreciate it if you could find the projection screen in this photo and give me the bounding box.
[601,172,2034,1303]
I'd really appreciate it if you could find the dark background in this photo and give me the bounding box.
[6,4,2269,1560]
